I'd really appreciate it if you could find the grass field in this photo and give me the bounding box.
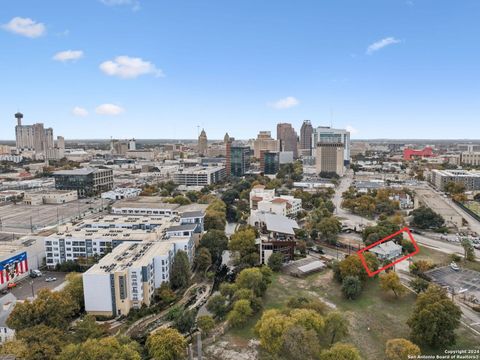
[224,270,480,359]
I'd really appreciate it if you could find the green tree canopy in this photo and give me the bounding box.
[170,250,191,290]
[146,328,187,360]
[407,285,461,347]
[198,229,228,264]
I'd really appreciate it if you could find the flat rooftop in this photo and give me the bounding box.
[86,241,173,274]
[47,226,163,241]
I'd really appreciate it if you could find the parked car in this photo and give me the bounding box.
[30,269,43,278]
[7,283,17,289]
[45,277,57,282]
[450,262,460,271]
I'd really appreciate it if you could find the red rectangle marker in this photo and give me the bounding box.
[357,227,420,277]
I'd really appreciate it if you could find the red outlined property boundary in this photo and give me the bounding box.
[357,227,420,277]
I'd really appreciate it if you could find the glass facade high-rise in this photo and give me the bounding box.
[229,145,251,177]
[262,151,279,175]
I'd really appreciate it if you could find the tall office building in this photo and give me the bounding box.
[128,139,136,151]
[312,126,350,165]
[300,120,313,156]
[315,141,345,176]
[276,123,298,158]
[253,131,280,158]
[260,151,280,175]
[14,112,55,153]
[198,129,208,156]
[228,141,251,177]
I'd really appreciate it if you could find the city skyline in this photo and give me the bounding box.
[2,0,480,140]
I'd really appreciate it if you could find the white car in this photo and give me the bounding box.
[45,277,57,282]
[450,262,460,271]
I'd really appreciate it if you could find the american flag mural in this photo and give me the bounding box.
[0,252,28,284]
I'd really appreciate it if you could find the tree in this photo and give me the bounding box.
[204,200,227,231]
[362,220,401,246]
[219,282,238,299]
[206,294,228,319]
[461,239,475,261]
[229,228,258,266]
[227,299,253,328]
[255,309,294,354]
[72,315,108,343]
[6,288,78,331]
[324,311,349,345]
[63,272,85,312]
[195,247,212,273]
[407,285,462,347]
[318,216,342,244]
[410,206,445,230]
[379,272,406,298]
[267,252,284,272]
[409,277,429,294]
[197,315,215,337]
[342,276,362,300]
[444,181,465,195]
[385,338,421,360]
[289,308,324,334]
[199,229,228,264]
[0,339,29,359]
[281,325,320,360]
[58,337,141,360]
[16,325,67,360]
[236,267,268,297]
[155,282,177,304]
[173,309,196,334]
[147,328,186,360]
[320,343,362,360]
[170,251,191,290]
[338,253,378,282]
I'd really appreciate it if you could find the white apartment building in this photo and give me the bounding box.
[249,185,302,217]
[83,241,175,317]
[111,199,180,217]
[44,211,200,267]
[461,152,480,166]
[172,166,226,186]
[428,169,480,191]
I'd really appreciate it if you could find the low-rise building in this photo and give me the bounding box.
[172,166,226,186]
[461,152,480,166]
[101,188,141,200]
[249,185,302,217]
[0,293,17,343]
[23,189,78,205]
[428,169,480,191]
[0,237,45,290]
[369,241,402,260]
[53,167,113,197]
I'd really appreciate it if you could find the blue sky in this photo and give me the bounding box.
[1,0,480,140]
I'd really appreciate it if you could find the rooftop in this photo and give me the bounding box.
[85,241,173,274]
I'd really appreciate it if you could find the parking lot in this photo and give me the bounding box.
[426,266,480,300]
[0,198,107,234]
[4,271,67,300]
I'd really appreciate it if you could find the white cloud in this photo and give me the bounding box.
[268,96,300,109]
[366,37,401,55]
[95,104,125,115]
[100,0,140,11]
[2,17,46,38]
[346,125,358,135]
[53,50,84,62]
[72,106,89,117]
[99,56,164,79]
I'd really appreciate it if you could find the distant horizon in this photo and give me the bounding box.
[2,1,480,139]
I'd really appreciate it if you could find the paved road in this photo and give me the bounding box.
[413,233,480,258]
